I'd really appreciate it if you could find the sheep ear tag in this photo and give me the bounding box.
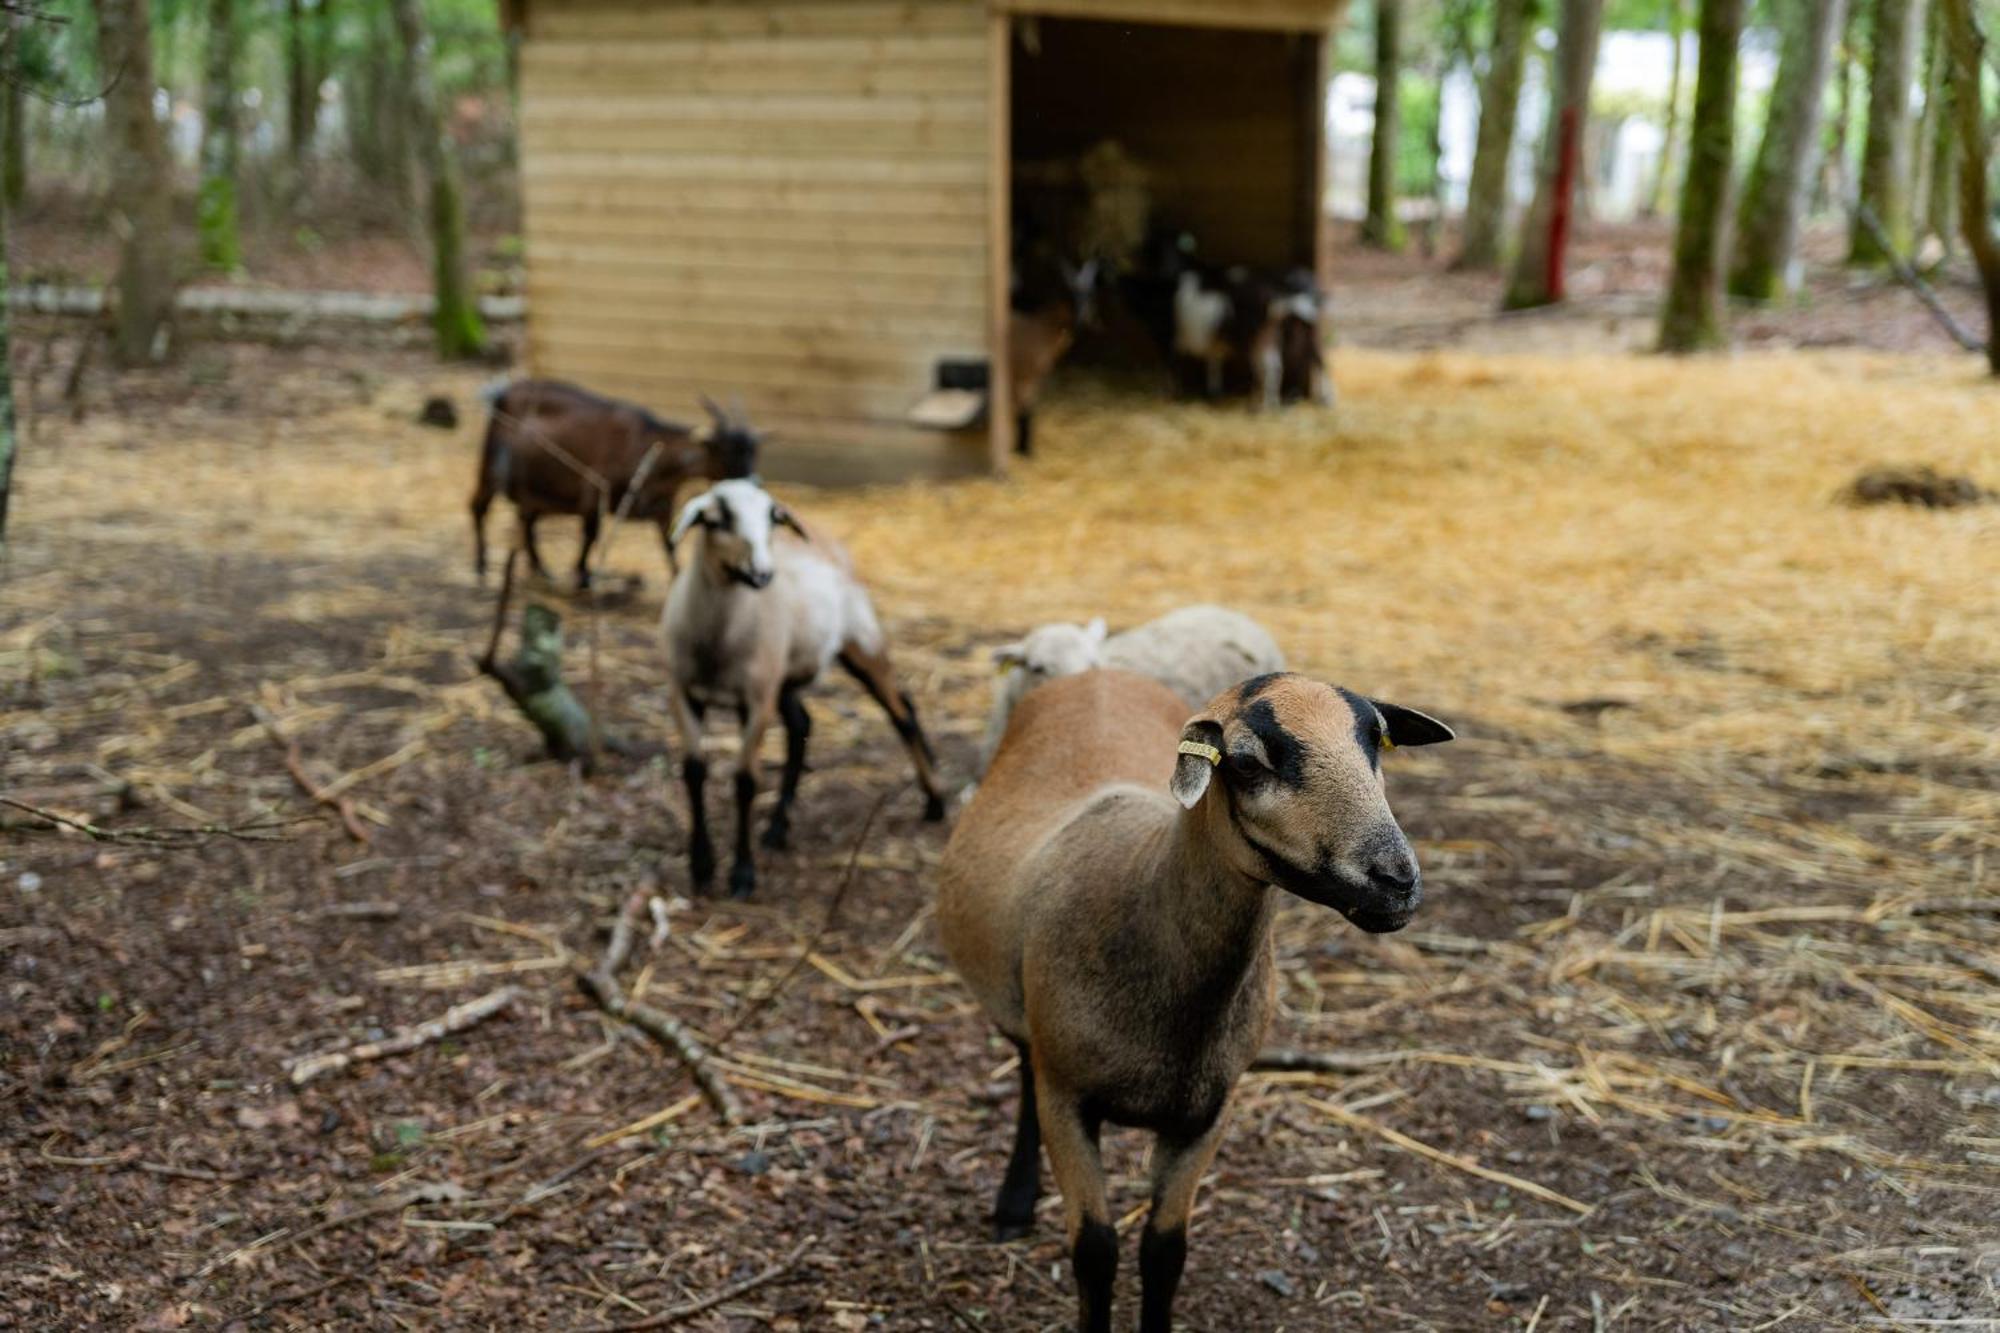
[1171,738,1220,809]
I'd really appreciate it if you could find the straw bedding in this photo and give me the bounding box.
[2,344,1996,1327]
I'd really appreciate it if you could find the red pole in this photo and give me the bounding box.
[1548,105,1579,303]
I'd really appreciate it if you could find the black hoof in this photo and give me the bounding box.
[922,793,947,823]
[690,844,716,890]
[728,863,756,900]
[993,1217,1034,1243]
[760,820,790,851]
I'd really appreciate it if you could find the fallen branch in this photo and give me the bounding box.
[1253,1048,1408,1074]
[1306,1097,1594,1217]
[577,1237,814,1333]
[0,795,311,846]
[1852,200,1987,353]
[287,986,521,1086]
[576,967,742,1126]
[250,705,371,844]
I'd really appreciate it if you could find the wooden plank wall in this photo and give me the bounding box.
[1011,18,1316,271]
[518,0,992,482]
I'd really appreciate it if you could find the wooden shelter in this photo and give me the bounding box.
[507,0,1345,483]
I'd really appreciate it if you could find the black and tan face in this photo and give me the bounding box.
[1169,673,1454,933]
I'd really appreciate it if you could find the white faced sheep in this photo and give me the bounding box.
[980,605,1286,772]
[939,670,1453,1333]
[662,479,948,898]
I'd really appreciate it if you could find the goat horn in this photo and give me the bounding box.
[699,394,729,426]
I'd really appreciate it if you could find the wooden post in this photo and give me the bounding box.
[986,8,1014,473]
[1300,30,1333,289]
[1548,106,1580,304]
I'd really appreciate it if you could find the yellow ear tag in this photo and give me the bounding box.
[1380,735,1396,750]
[996,660,1019,677]
[1177,739,1222,766]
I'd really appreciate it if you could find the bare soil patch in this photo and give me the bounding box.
[3,341,1997,1329]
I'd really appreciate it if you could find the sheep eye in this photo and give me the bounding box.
[1225,752,1267,779]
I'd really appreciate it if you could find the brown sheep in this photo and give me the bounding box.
[938,670,1452,1332]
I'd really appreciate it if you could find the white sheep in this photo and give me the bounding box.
[981,605,1286,772]
[662,479,947,898]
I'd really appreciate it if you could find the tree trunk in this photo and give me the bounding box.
[286,0,314,167]
[95,0,177,366]
[1937,0,2000,372]
[1457,0,1536,269]
[1,11,25,210]
[1504,0,1604,309]
[1660,0,1744,350]
[388,0,486,360]
[1363,0,1405,250]
[197,0,241,271]
[0,65,14,558]
[1647,0,1689,217]
[1849,0,1925,265]
[1729,0,1846,300]
[1923,64,1954,256]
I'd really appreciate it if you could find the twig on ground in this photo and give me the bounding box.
[286,986,521,1085]
[575,967,742,1125]
[0,794,311,845]
[313,901,403,921]
[576,1237,814,1332]
[1253,1048,1407,1074]
[1307,1097,1594,1216]
[250,704,371,844]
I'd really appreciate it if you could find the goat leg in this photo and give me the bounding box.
[763,687,810,851]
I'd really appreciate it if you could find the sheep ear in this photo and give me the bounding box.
[668,494,713,553]
[771,503,807,537]
[1170,720,1223,809]
[1084,617,1107,646]
[1373,700,1455,748]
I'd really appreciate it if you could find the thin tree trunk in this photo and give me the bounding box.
[2,11,24,210]
[1937,0,2000,372]
[95,0,176,365]
[286,0,313,166]
[1648,0,1689,217]
[1729,0,1846,299]
[1849,0,1926,264]
[1504,0,1604,309]
[197,0,241,271]
[1363,0,1405,250]
[0,52,14,559]
[1660,0,1744,350]
[1457,0,1536,268]
[1912,0,1940,240]
[1924,62,1954,256]
[388,0,486,360]
[1819,2,1858,211]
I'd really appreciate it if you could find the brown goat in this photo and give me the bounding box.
[939,670,1452,1333]
[469,380,760,590]
[1007,259,1098,457]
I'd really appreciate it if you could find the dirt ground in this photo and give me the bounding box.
[3,321,1999,1332]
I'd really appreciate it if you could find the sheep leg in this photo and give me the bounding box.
[574,508,601,592]
[729,694,775,899]
[670,690,714,891]
[762,686,810,851]
[519,512,553,581]
[1254,327,1282,412]
[837,646,947,821]
[470,492,492,582]
[1015,407,1034,457]
[1139,1119,1228,1333]
[1035,1069,1115,1333]
[993,1038,1042,1241]
[1204,351,1223,400]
